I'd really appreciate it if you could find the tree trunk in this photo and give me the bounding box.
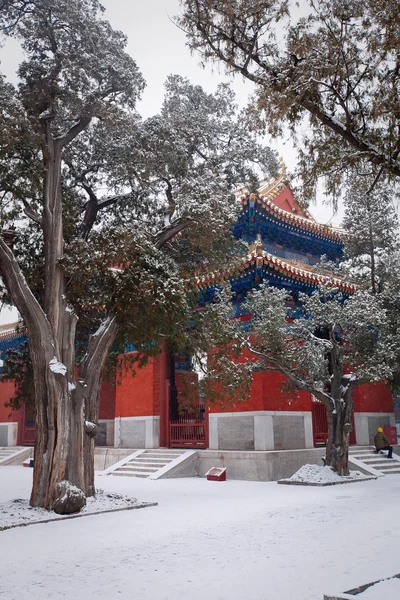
[322,337,355,476]
[79,316,120,497]
[325,390,354,476]
[0,119,120,512]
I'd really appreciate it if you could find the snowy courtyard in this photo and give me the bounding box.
[0,466,399,600]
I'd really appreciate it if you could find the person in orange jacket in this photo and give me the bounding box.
[374,427,393,458]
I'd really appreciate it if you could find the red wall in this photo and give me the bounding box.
[114,350,169,420]
[115,355,157,418]
[209,369,313,413]
[98,377,116,420]
[209,370,393,415]
[353,382,393,413]
[0,380,18,422]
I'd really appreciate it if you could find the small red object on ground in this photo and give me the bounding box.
[206,467,227,481]
[383,426,398,445]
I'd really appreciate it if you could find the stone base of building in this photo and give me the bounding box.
[209,410,314,451]
[0,422,18,446]
[354,412,396,445]
[2,411,397,451]
[165,448,327,482]
[114,416,160,449]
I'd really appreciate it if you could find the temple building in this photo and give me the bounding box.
[0,170,396,450]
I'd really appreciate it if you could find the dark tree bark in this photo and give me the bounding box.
[0,113,123,512]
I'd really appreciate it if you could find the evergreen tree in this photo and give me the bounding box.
[179,0,400,200]
[341,174,400,293]
[0,0,277,513]
[198,283,398,475]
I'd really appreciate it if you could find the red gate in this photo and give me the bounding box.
[312,402,356,446]
[169,407,209,449]
[312,402,329,446]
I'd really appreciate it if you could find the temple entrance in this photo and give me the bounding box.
[169,405,209,449]
[167,354,208,449]
[312,400,356,446]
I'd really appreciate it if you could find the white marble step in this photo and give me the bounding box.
[101,448,196,479]
[349,446,400,477]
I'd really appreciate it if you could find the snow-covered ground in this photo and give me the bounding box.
[0,467,399,600]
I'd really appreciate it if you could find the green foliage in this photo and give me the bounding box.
[1,337,34,413]
[196,282,398,405]
[341,172,400,292]
[0,0,277,414]
[179,0,400,201]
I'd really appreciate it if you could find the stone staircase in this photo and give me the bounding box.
[349,446,400,477]
[100,448,197,479]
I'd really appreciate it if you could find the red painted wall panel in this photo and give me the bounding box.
[115,354,156,418]
[209,369,313,413]
[98,377,116,420]
[0,380,18,422]
[114,350,170,421]
[353,381,393,413]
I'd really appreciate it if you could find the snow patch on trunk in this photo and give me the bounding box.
[49,357,67,376]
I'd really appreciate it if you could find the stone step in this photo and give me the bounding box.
[0,447,32,465]
[352,455,382,460]
[143,449,185,454]
[117,464,159,472]
[104,448,196,479]
[135,456,176,465]
[362,461,396,467]
[132,461,171,467]
[140,456,177,462]
[135,456,179,463]
[112,470,149,478]
[349,446,400,477]
[142,452,184,457]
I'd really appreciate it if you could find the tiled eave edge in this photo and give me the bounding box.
[240,193,343,243]
[194,249,356,293]
[0,327,26,342]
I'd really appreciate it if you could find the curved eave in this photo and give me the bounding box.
[195,249,356,294]
[240,194,342,243]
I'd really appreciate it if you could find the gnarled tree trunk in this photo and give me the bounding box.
[323,339,356,476]
[325,395,354,476]
[0,115,121,513]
